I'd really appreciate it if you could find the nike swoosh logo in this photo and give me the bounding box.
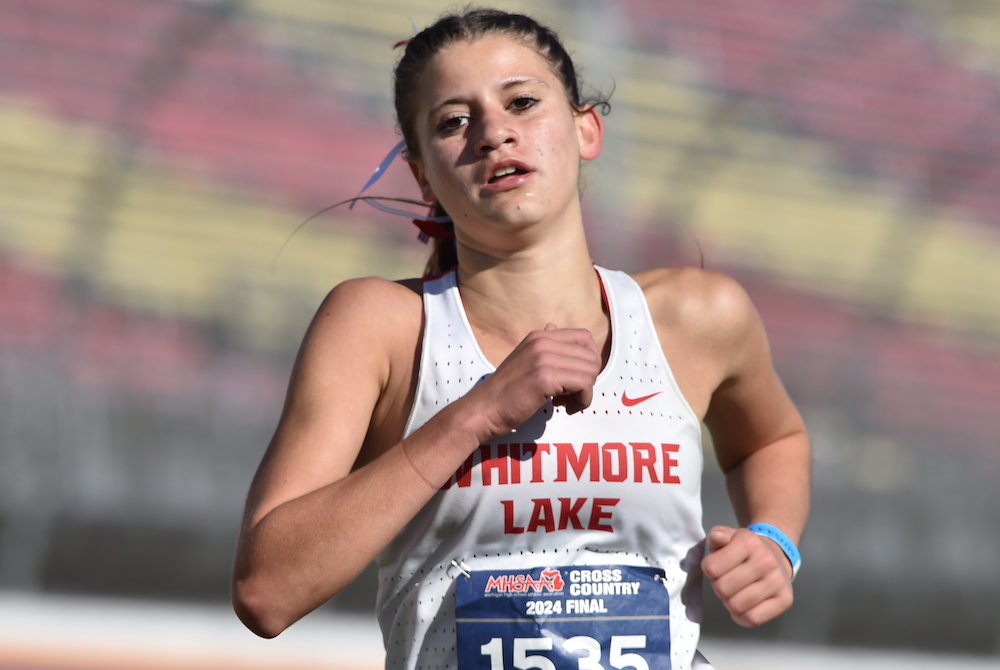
[622,391,662,407]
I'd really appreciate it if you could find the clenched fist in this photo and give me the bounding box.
[701,525,794,628]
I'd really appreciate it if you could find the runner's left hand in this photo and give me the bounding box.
[701,525,793,627]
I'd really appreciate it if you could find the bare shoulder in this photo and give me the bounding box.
[316,275,422,319]
[292,275,424,413]
[630,267,759,346]
[309,276,422,347]
[628,268,772,420]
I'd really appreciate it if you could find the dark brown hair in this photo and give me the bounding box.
[393,8,611,275]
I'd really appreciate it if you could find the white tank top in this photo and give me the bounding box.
[376,266,708,670]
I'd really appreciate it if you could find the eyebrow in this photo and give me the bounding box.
[427,77,552,118]
[500,76,551,92]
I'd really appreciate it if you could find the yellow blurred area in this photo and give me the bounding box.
[895,0,1000,77]
[244,0,443,36]
[0,98,425,352]
[234,0,575,105]
[688,148,1000,337]
[0,101,96,272]
[241,0,553,32]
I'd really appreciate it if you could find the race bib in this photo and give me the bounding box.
[455,564,671,670]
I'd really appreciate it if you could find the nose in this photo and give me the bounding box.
[474,109,518,156]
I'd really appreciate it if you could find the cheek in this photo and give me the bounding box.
[534,121,579,181]
[545,114,578,155]
[424,150,464,194]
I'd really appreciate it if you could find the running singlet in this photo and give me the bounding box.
[376,266,710,670]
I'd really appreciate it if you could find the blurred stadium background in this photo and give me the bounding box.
[1,0,998,667]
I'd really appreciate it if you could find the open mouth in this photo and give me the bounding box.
[488,166,528,183]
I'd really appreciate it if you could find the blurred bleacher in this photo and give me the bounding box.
[0,0,998,660]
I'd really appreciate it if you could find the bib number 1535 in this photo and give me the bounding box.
[456,566,670,669]
[481,635,649,670]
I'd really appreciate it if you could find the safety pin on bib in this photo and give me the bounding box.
[449,559,472,580]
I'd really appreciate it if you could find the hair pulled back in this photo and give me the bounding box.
[393,8,610,276]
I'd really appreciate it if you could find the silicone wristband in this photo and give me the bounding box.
[747,523,801,581]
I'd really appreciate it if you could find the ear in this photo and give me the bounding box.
[408,159,437,203]
[576,105,604,161]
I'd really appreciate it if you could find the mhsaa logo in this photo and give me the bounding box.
[485,568,565,594]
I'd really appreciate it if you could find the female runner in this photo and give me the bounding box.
[232,9,810,670]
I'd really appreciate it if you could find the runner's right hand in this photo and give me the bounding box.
[468,323,601,443]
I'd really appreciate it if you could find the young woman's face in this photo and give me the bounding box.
[408,35,602,250]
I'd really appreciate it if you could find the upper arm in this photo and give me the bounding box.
[242,277,421,530]
[697,276,805,473]
[638,268,805,474]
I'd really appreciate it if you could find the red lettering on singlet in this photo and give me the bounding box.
[502,500,524,534]
[480,444,509,485]
[529,443,550,483]
[631,442,660,483]
[558,497,586,530]
[442,440,680,489]
[502,497,618,534]
[601,443,628,482]
[588,498,619,532]
[527,498,555,533]
[662,443,680,484]
[555,442,599,482]
[509,444,522,484]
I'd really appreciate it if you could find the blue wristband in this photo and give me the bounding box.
[747,523,801,581]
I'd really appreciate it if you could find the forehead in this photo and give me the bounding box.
[418,34,561,105]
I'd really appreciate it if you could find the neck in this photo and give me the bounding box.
[454,224,608,358]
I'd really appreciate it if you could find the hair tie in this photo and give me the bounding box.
[350,139,406,209]
[393,19,419,49]
[350,139,454,242]
[412,219,455,242]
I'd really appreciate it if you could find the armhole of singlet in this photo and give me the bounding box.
[621,270,704,450]
[401,276,435,439]
[452,275,498,374]
[593,266,617,385]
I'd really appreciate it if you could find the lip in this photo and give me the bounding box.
[481,158,534,191]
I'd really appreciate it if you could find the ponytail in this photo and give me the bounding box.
[422,203,456,276]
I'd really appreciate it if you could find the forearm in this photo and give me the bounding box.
[723,428,811,545]
[232,397,486,637]
[701,428,810,627]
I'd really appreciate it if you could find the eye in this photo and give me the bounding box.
[510,95,539,112]
[438,115,468,133]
